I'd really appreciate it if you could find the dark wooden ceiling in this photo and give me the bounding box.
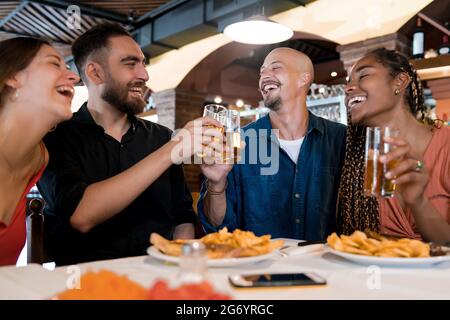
[75,0,169,18]
[0,1,20,20]
[234,38,339,68]
[0,0,170,55]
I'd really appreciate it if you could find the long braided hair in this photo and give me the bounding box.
[337,48,427,235]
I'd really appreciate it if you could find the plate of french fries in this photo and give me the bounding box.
[326,231,450,266]
[147,228,284,267]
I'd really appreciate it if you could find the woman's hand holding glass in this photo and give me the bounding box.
[380,136,429,207]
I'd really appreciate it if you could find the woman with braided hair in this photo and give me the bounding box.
[337,48,450,245]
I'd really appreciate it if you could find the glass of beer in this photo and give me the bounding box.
[197,104,227,159]
[223,110,241,164]
[364,127,382,196]
[364,126,399,197]
[380,127,399,197]
[203,104,227,125]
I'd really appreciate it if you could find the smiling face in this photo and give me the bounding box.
[345,55,402,126]
[100,36,149,115]
[259,48,312,111]
[14,44,79,122]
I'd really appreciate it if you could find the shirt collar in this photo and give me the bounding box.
[306,111,324,136]
[256,110,324,141]
[73,102,141,132]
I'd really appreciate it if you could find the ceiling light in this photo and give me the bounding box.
[224,15,293,45]
[330,71,337,77]
[236,99,244,107]
[214,96,223,104]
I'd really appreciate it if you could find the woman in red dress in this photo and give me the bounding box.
[0,37,79,265]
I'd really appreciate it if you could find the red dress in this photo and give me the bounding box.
[0,145,46,266]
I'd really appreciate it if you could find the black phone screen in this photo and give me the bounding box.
[231,273,326,287]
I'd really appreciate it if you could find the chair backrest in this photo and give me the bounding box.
[26,198,47,264]
[191,192,200,214]
[191,192,206,238]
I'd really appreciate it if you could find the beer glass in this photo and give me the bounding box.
[380,127,399,197]
[364,127,398,197]
[203,104,227,133]
[223,110,241,164]
[197,104,227,158]
[364,127,382,196]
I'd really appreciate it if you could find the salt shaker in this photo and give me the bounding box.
[176,241,208,284]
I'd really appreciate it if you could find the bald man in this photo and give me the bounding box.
[197,48,346,240]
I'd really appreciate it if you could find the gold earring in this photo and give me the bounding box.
[394,89,400,95]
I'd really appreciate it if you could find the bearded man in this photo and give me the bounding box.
[198,48,347,240]
[38,23,218,265]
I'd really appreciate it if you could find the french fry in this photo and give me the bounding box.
[327,231,430,258]
[150,228,284,259]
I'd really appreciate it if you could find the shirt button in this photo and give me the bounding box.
[295,219,300,223]
[294,193,300,198]
[120,144,123,148]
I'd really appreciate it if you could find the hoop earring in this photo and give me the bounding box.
[394,89,400,95]
[49,125,57,132]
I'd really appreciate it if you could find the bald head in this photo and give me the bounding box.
[259,47,314,111]
[263,47,314,88]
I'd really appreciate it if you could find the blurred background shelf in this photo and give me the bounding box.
[412,55,450,80]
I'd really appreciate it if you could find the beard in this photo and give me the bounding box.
[101,74,146,116]
[263,95,282,111]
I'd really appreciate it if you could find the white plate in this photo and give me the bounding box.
[147,246,277,267]
[326,245,450,266]
[273,238,301,247]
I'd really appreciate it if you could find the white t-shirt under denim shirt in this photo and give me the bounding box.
[278,137,304,164]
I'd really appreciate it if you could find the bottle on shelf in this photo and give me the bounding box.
[412,17,425,59]
[438,22,450,56]
[438,35,450,55]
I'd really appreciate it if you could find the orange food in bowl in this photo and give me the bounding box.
[55,270,231,300]
[56,270,148,300]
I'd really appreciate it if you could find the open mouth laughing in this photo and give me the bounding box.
[56,85,75,99]
[260,79,281,96]
[346,95,367,109]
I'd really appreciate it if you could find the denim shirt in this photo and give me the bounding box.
[198,111,347,240]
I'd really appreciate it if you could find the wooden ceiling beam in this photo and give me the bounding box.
[0,1,27,28]
[27,0,129,23]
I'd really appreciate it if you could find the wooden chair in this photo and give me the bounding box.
[191,192,206,238]
[26,198,48,264]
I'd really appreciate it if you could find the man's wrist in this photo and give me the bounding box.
[206,179,227,194]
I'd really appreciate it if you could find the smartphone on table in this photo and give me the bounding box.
[229,273,326,288]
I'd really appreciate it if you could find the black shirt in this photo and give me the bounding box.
[38,103,197,265]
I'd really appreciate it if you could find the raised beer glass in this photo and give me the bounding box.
[364,127,382,196]
[364,126,399,197]
[380,127,399,197]
[197,104,227,158]
[223,110,241,164]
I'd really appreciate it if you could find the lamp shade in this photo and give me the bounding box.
[224,15,293,45]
